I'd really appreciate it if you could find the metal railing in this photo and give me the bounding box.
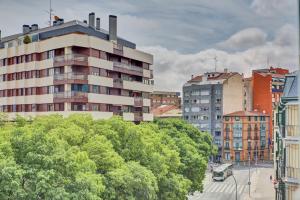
[54,91,88,98]
[53,72,88,81]
[285,167,300,183]
[113,61,143,73]
[54,54,88,63]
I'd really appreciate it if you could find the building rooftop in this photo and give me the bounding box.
[0,15,136,49]
[224,110,269,117]
[152,105,182,118]
[187,71,239,84]
[152,91,181,96]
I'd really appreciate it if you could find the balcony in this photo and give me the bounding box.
[134,97,143,107]
[224,136,230,140]
[113,61,143,76]
[285,167,300,184]
[53,91,88,103]
[233,146,243,151]
[54,54,88,67]
[53,72,88,84]
[134,112,143,121]
[224,146,230,151]
[253,136,259,140]
[113,78,123,89]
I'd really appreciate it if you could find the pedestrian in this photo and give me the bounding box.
[270,175,272,182]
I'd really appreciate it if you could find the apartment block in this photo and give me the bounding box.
[252,67,289,140]
[223,111,271,163]
[182,69,244,161]
[274,71,299,200]
[243,77,253,111]
[150,91,181,109]
[0,13,154,121]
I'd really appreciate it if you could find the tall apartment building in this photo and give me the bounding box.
[0,13,154,121]
[150,91,181,109]
[252,67,289,140]
[243,77,253,111]
[274,72,299,200]
[223,111,271,163]
[182,69,244,161]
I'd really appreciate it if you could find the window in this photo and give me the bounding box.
[225,116,230,121]
[248,116,251,121]
[216,106,221,111]
[200,90,209,95]
[200,115,209,120]
[216,98,221,103]
[235,116,240,121]
[184,107,190,112]
[215,131,221,136]
[216,115,222,120]
[200,99,209,104]
[260,116,265,121]
[225,153,231,160]
[191,90,200,96]
[254,116,258,121]
[191,107,200,112]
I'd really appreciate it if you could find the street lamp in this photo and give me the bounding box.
[248,139,251,197]
[232,172,238,200]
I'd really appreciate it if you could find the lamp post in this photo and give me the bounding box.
[232,172,238,200]
[248,139,251,197]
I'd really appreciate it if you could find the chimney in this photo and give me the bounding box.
[31,24,38,31]
[22,25,30,34]
[96,17,100,30]
[191,75,194,79]
[224,68,228,73]
[89,12,95,28]
[109,15,117,42]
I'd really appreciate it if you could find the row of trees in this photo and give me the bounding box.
[0,114,216,200]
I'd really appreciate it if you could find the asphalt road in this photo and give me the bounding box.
[189,167,255,200]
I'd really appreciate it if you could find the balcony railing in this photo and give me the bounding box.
[286,125,300,137]
[113,78,123,88]
[134,97,143,107]
[134,112,143,121]
[233,146,243,150]
[54,54,88,66]
[54,72,88,81]
[53,91,88,103]
[285,167,300,184]
[113,61,143,73]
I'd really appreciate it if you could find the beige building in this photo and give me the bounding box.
[243,77,253,111]
[0,13,153,121]
[274,72,299,200]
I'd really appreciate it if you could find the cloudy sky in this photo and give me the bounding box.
[0,0,298,91]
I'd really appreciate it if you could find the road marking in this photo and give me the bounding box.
[212,184,223,193]
[226,184,235,194]
[238,185,246,194]
[219,184,227,193]
[207,183,219,193]
[203,183,214,192]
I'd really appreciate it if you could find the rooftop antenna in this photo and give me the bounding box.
[45,0,54,26]
[213,55,218,72]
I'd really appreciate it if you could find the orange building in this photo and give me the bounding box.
[223,111,271,162]
[252,67,289,141]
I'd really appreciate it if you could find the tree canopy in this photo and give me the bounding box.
[0,114,215,200]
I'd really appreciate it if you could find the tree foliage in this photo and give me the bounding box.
[0,114,214,200]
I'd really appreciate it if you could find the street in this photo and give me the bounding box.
[189,163,275,200]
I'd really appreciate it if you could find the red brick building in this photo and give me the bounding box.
[252,67,289,140]
[223,111,271,162]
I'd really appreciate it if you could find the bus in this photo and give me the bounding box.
[212,163,233,181]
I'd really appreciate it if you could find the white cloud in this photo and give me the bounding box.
[142,24,298,92]
[218,28,267,51]
[251,0,295,17]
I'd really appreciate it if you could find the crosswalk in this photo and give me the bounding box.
[203,182,247,194]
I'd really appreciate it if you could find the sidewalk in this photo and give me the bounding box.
[242,168,275,200]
